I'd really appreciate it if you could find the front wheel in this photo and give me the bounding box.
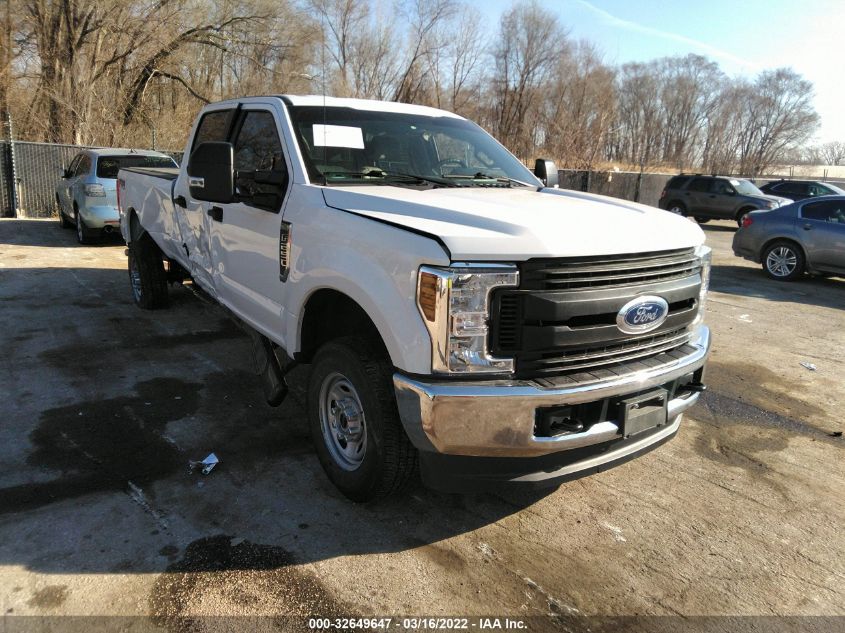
[127,235,169,309]
[57,196,72,229]
[308,337,417,501]
[763,241,805,281]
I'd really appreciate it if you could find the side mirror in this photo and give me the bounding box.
[187,141,234,203]
[534,159,559,188]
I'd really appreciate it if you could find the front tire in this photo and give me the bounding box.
[763,241,805,281]
[57,196,72,229]
[308,337,417,501]
[127,235,169,309]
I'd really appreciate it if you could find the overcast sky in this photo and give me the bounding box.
[484,0,844,144]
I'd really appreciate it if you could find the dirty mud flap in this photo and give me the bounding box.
[619,388,669,438]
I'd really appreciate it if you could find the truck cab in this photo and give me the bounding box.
[118,95,711,500]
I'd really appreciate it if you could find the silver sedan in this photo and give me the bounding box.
[56,148,177,244]
[733,196,845,281]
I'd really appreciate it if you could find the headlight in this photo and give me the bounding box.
[417,264,518,374]
[84,183,106,197]
[694,244,711,324]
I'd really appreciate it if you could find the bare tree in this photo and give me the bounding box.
[816,141,845,166]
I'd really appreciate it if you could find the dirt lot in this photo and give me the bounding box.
[0,217,843,631]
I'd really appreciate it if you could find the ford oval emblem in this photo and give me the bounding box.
[616,295,669,334]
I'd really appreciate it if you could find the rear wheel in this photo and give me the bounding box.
[75,205,94,244]
[667,201,687,216]
[762,241,804,281]
[127,234,169,309]
[308,337,417,501]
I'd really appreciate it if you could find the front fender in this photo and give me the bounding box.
[282,186,450,374]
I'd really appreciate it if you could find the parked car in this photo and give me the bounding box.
[659,174,790,227]
[733,197,845,280]
[56,148,178,244]
[759,179,845,202]
[118,95,711,500]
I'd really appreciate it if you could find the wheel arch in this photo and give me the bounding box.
[296,288,391,365]
[759,236,805,262]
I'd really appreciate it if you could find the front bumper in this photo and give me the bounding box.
[393,326,710,488]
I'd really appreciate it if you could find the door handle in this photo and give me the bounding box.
[208,206,223,222]
[803,223,812,231]
[174,195,187,208]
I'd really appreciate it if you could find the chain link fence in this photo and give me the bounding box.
[0,141,182,219]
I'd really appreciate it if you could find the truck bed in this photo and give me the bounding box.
[120,166,179,180]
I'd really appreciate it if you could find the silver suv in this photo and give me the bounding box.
[56,149,177,243]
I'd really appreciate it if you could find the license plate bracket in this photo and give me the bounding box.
[619,389,669,438]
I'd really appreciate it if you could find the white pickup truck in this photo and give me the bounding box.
[118,95,711,501]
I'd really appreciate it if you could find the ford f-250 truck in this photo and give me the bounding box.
[118,95,711,501]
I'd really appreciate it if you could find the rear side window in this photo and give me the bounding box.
[96,155,176,179]
[688,178,711,192]
[802,200,845,222]
[665,176,689,190]
[809,183,832,196]
[192,109,235,151]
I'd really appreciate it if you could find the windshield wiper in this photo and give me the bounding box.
[320,170,460,187]
[443,172,538,188]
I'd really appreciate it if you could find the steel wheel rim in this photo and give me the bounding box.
[318,372,367,471]
[669,206,683,215]
[129,255,142,302]
[766,246,797,277]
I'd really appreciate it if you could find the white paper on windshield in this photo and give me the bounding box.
[313,124,365,149]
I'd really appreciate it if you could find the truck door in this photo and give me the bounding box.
[208,104,292,345]
[172,106,238,294]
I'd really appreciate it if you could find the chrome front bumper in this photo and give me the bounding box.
[393,326,710,459]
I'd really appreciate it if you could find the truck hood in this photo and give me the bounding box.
[322,186,705,260]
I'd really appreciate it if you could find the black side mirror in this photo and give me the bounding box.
[187,142,234,203]
[534,159,559,188]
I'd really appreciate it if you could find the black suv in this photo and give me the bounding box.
[759,179,845,202]
[659,175,789,227]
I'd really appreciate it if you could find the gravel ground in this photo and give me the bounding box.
[0,217,843,632]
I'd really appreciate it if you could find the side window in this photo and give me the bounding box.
[688,178,711,193]
[809,184,830,197]
[232,110,287,212]
[192,109,235,152]
[66,154,81,176]
[801,201,843,222]
[711,179,734,195]
[75,155,92,176]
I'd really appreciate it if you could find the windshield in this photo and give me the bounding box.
[286,106,539,188]
[96,155,177,179]
[730,179,764,196]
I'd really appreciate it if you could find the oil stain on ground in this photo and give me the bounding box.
[150,535,351,630]
[0,378,201,516]
[39,318,244,371]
